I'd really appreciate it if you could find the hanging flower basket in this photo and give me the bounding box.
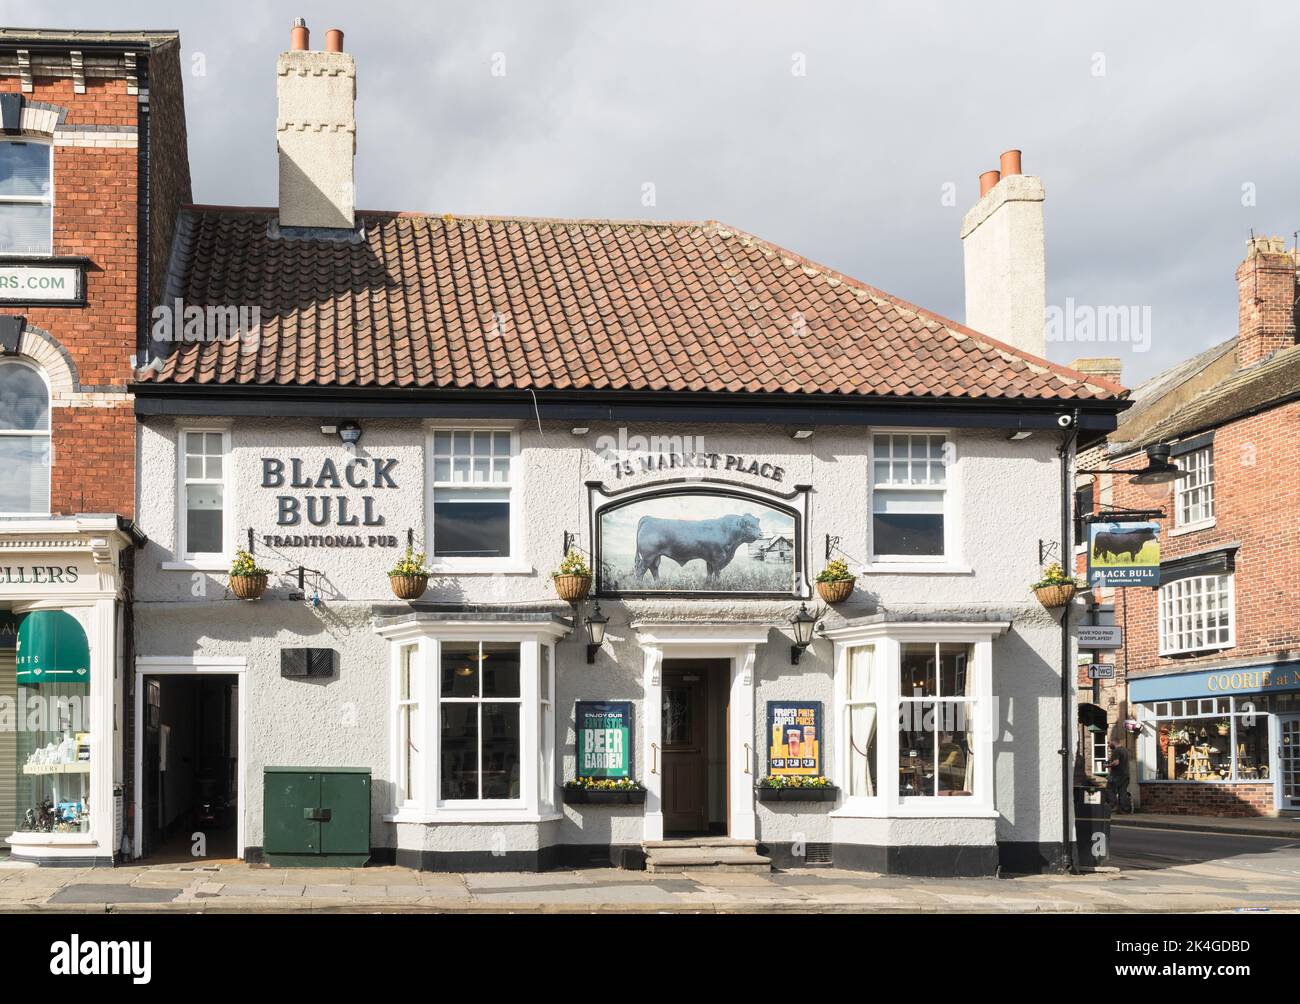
[229,574,268,601]
[553,574,592,603]
[816,578,855,604]
[389,546,431,600]
[551,549,593,603]
[228,549,270,601]
[1033,583,1077,608]
[389,574,429,600]
[815,559,855,604]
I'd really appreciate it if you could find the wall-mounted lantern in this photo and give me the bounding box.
[789,603,818,665]
[584,602,609,664]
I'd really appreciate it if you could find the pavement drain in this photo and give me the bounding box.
[49,884,184,905]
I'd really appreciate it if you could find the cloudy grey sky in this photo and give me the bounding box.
[7,0,1298,384]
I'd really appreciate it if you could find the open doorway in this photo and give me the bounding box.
[139,673,240,863]
[661,659,729,836]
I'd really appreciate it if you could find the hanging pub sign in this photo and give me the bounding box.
[767,701,822,776]
[1087,520,1160,587]
[575,700,633,779]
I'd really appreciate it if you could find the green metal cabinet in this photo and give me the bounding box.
[263,767,371,867]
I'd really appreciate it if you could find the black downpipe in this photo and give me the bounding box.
[135,59,151,362]
[1058,409,1080,873]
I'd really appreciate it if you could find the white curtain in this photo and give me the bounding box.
[848,646,876,797]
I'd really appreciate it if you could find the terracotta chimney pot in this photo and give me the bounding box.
[325,28,344,53]
[290,18,309,51]
[979,170,1001,197]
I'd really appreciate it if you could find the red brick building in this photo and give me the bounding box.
[1081,236,1300,817]
[0,30,190,863]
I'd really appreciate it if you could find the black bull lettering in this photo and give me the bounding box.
[633,513,764,580]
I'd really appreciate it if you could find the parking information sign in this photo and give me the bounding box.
[1087,520,1160,587]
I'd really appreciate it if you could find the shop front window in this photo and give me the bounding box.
[1145,698,1270,782]
[898,642,975,797]
[11,610,92,834]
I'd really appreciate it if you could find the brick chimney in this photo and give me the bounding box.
[960,149,1047,359]
[277,19,356,230]
[1235,235,1299,368]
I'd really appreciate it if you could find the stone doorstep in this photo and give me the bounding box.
[644,849,772,875]
[642,838,759,850]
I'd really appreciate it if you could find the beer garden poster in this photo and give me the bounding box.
[767,701,822,776]
[575,701,633,779]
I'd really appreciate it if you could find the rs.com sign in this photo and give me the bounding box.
[0,264,83,303]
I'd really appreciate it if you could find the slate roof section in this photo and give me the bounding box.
[141,207,1123,402]
[1126,343,1300,450]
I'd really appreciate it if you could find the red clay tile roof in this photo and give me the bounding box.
[141,207,1122,402]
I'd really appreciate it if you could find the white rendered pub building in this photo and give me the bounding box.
[55,24,1132,873]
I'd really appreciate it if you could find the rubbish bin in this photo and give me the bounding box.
[1074,784,1111,868]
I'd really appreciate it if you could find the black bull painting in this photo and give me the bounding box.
[633,512,763,580]
[598,494,799,593]
[1091,526,1157,562]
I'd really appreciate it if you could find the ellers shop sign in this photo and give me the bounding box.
[258,456,402,548]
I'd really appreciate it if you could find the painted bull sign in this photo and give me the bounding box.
[1087,520,1160,587]
[596,488,801,595]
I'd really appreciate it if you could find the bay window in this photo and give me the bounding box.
[379,619,566,820]
[830,623,1002,815]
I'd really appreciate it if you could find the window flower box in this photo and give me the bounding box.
[754,785,838,803]
[562,778,645,804]
[754,777,838,802]
[562,787,646,805]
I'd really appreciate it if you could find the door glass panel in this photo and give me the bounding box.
[663,686,691,745]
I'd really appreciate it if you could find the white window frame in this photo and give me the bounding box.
[175,427,233,564]
[827,621,1006,819]
[378,621,567,823]
[424,423,529,574]
[1172,445,1215,533]
[1158,573,1235,656]
[0,137,54,257]
[865,428,961,568]
[0,357,51,516]
[395,642,421,807]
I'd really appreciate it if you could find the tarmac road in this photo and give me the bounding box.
[1110,823,1300,881]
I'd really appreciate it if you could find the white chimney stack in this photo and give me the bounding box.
[277,19,356,230]
[959,149,1046,359]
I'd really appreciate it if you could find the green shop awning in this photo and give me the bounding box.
[16,610,89,685]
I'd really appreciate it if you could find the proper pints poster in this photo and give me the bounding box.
[767,701,822,776]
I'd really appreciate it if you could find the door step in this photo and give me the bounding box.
[642,838,771,874]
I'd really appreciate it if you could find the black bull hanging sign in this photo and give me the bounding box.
[1087,520,1160,587]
